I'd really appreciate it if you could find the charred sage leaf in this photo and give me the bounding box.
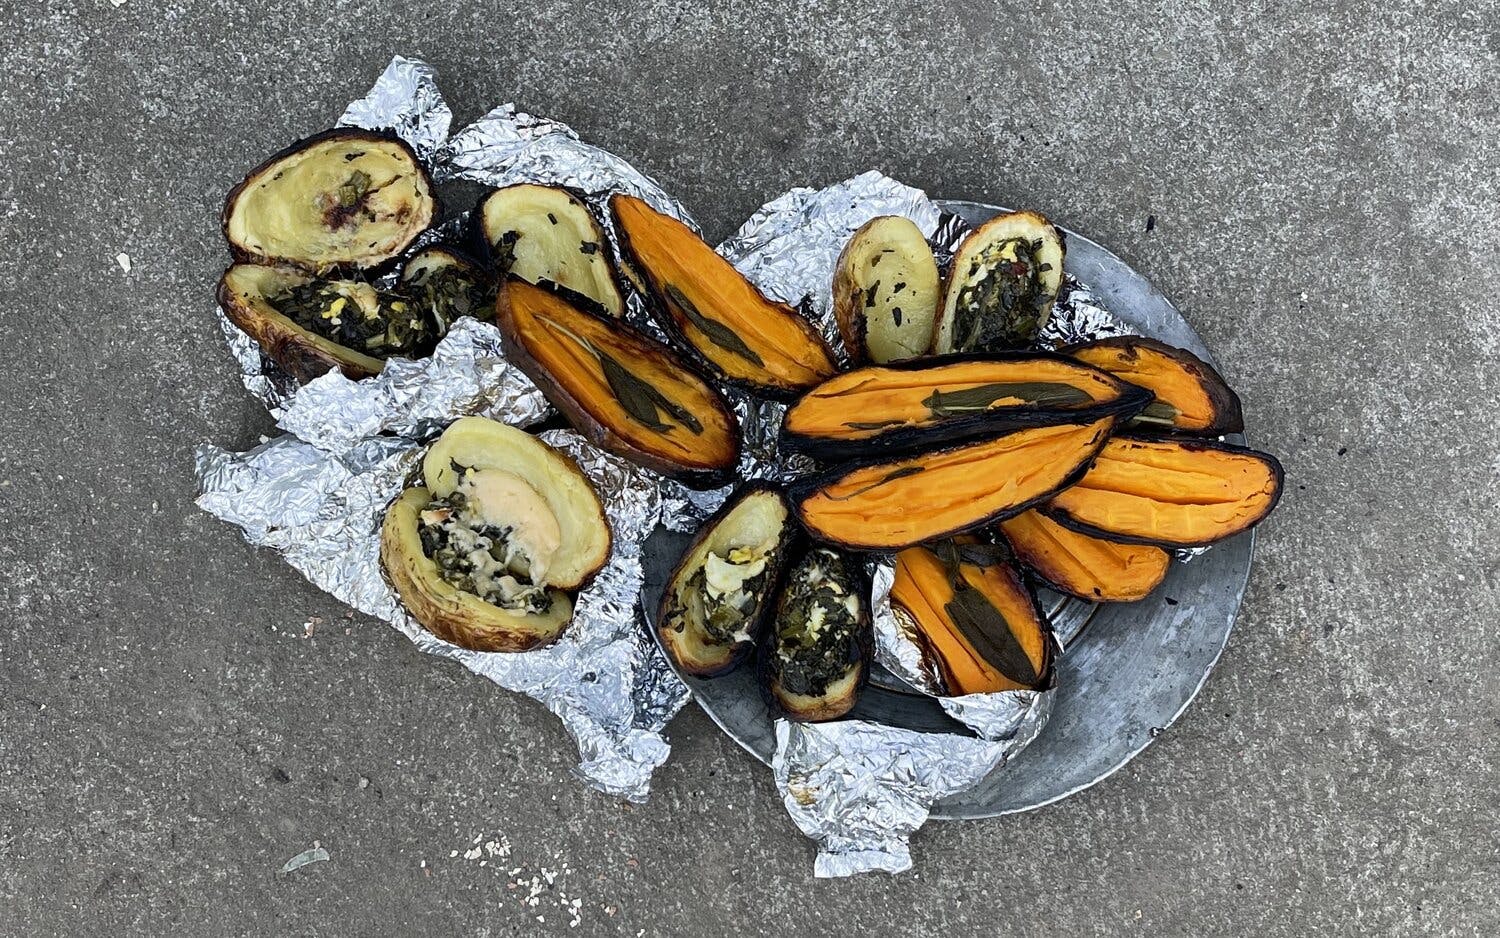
[923,381,1092,417]
[597,347,704,434]
[665,283,765,368]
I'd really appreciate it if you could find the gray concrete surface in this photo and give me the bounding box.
[1,1,1496,934]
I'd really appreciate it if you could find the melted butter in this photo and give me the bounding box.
[458,469,562,583]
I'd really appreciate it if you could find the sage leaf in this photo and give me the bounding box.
[923,381,1091,417]
[666,284,765,367]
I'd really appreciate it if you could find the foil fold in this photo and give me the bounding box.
[772,719,1010,877]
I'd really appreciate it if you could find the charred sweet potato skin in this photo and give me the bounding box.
[779,353,1151,459]
[1066,336,1243,435]
[494,279,740,488]
[610,193,837,398]
[1044,436,1284,547]
[791,417,1116,550]
[891,541,1054,695]
[999,509,1170,602]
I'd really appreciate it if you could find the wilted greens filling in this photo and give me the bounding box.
[416,488,553,616]
[773,549,860,696]
[950,236,1053,351]
[403,261,495,335]
[679,544,772,644]
[274,279,438,359]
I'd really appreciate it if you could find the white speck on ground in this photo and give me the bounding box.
[115,252,131,272]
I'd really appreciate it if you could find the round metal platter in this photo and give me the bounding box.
[639,199,1254,819]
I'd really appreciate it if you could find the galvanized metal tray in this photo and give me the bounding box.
[640,199,1253,819]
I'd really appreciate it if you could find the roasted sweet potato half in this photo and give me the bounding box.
[658,485,796,677]
[999,509,1170,602]
[495,279,739,487]
[791,416,1116,550]
[779,354,1151,460]
[890,539,1054,695]
[399,245,495,335]
[933,210,1064,354]
[611,193,837,398]
[1044,436,1284,547]
[833,215,941,364]
[761,546,870,722]
[219,263,392,382]
[222,129,436,272]
[379,417,611,652]
[1066,336,1244,436]
[479,184,625,316]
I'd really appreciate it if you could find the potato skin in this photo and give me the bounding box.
[759,546,871,722]
[216,264,384,383]
[379,488,574,653]
[221,128,436,274]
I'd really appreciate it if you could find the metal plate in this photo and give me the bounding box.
[640,200,1253,818]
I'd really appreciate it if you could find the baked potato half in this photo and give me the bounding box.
[222,129,435,272]
[379,417,611,652]
[761,546,870,722]
[933,210,1064,354]
[479,184,625,316]
[832,215,941,364]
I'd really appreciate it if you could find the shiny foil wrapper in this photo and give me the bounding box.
[771,719,1012,877]
[198,57,692,801]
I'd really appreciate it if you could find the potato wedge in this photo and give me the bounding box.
[832,215,940,364]
[933,210,1064,353]
[479,184,625,316]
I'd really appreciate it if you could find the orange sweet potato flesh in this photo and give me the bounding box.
[1045,436,1283,547]
[793,417,1114,549]
[999,509,1170,602]
[611,193,837,396]
[782,355,1145,452]
[891,542,1051,694]
[1067,337,1243,435]
[495,279,739,484]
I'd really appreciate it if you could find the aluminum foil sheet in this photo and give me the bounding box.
[275,318,551,455]
[772,719,1010,877]
[196,426,689,802]
[198,57,694,801]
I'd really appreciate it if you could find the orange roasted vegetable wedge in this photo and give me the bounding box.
[890,539,1054,694]
[779,354,1150,459]
[999,509,1170,602]
[1066,337,1243,436]
[791,416,1116,549]
[1044,436,1284,547]
[610,193,838,398]
[495,279,739,487]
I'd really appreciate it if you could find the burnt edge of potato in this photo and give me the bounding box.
[757,545,871,722]
[657,484,798,678]
[221,128,437,273]
[494,278,740,489]
[1064,335,1245,436]
[788,418,1118,550]
[216,263,385,384]
[1042,435,1285,548]
[777,351,1152,461]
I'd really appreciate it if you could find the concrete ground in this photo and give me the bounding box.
[2,1,1496,934]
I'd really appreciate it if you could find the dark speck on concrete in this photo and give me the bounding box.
[1,2,1496,936]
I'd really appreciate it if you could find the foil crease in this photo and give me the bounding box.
[1041,277,1140,347]
[200,57,695,801]
[772,719,1010,877]
[195,428,689,802]
[276,318,552,455]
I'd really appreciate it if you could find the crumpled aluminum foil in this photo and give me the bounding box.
[771,719,1011,877]
[197,56,693,801]
[196,428,687,801]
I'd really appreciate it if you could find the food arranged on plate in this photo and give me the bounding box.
[216,127,1282,724]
